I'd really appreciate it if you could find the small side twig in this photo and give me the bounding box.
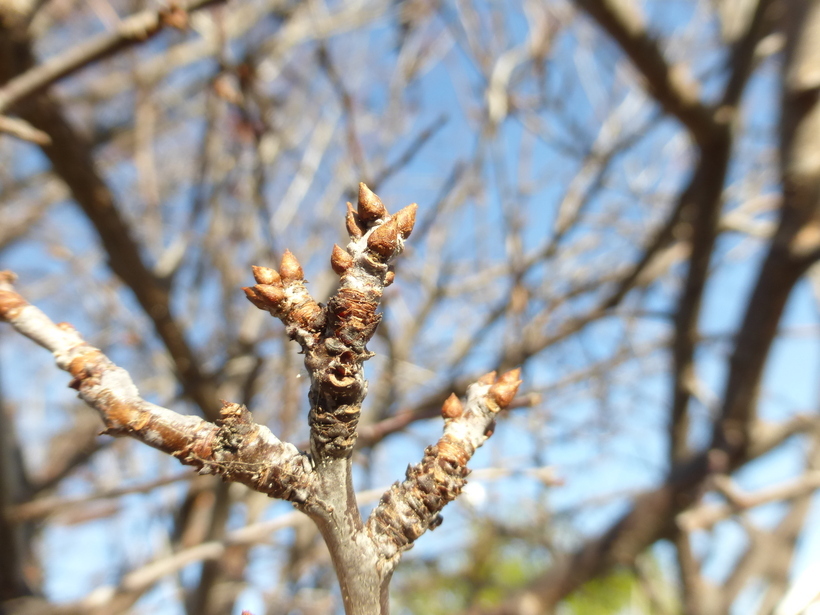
[0,114,51,144]
[0,0,224,115]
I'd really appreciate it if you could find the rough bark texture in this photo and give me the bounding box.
[1,184,521,615]
[2,0,819,612]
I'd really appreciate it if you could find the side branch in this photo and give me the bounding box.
[574,0,715,143]
[0,272,314,504]
[366,370,521,568]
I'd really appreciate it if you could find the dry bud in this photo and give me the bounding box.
[367,216,399,259]
[488,368,522,410]
[395,203,418,239]
[477,371,497,385]
[358,183,387,223]
[345,202,363,239]
[279,249,304,282]
[441,393,463,419]
[331,244,354,275]
[0,290,27,319]
[252,265,281,286]
[254,283,286,305]
[242,287,267,310]
[384,270,395,287]
[219,401,246,420]
[497,367,522,385]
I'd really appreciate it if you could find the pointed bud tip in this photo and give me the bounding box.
[358,182,387,222]
[395,203,418,239]
[331,244,354,275]
[367,216,399,259]
[252,265,281,286]
[441,393,464,419]
[0,271,17,284]
[242,286,267,310]
[345,202,363,239]
[488,377,522,410]
[498,368,521,384]
[254,283,285,305]
[477,371,497,385]
[279,249,304,282]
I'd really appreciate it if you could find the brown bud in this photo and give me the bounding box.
[254,283,285,305]
[345,202,363,239]
[219,400,244,419]
[395,203,418,239]
[358,183,387,223]
[497,367,522,385]
[252,265,281,286]
[0,290,28,319]
[384,270,395,287]
[331,244,354,275]
[441,393,463,419]
[477,371,497,385]
[367,216,399,259]
[279,249,303,282]
[488,368,522,410]
[0,271,17,283]
[242,287,267,310]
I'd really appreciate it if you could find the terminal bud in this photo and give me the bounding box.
[279,250,304,282]
[358,183,387,223]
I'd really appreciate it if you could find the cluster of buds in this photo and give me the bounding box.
[440,368,522,420]
[242,251,322,330]
[341,183,418,266]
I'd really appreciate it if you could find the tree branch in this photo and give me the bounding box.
[713,0,820,461]
[0,4,222,421]
[574,0,715,143]
[243,183,418,461]
[1,179,524,615]
[0,0,223,115]
[0,271,316,505]
[367,371,521,563]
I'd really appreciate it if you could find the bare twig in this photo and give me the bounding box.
[0,0,224,115]
[0,114,50,144]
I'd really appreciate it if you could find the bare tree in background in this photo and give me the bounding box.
[1,0,819,614]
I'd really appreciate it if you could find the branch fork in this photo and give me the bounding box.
[0,184,523,615]
[243,183,418,461]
